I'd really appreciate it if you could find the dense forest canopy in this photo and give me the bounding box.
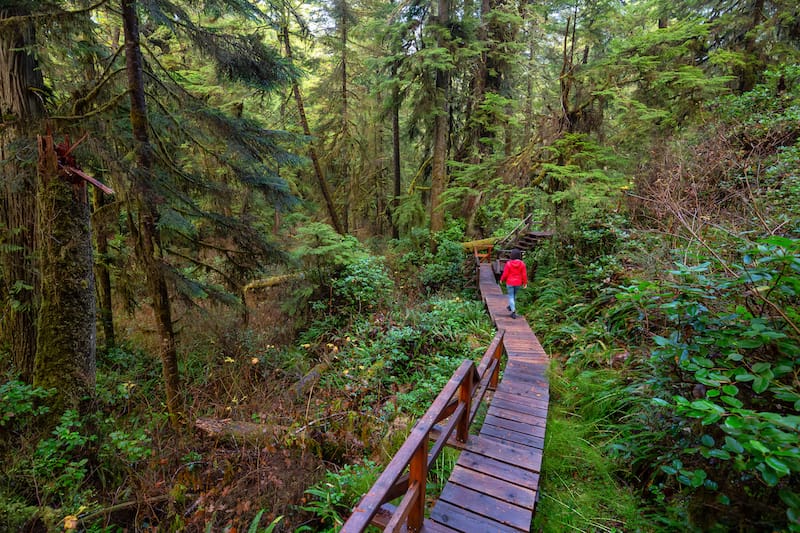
[1,0,799,530]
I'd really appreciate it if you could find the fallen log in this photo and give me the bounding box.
[289,359,330,401]
[243,273,303,293]
[194,417,276,443]
[460,237,497,251]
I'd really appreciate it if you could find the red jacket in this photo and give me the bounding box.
[500,259,528,287]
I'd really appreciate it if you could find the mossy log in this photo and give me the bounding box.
[289,359,330,401]
[194,417,276,444]
[461,237,497,251]
[243,273,303,292]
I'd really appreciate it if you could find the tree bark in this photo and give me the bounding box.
[281,24,344,235]
[33,134,96,414]
[341,1,353,234]
[391,60,402,240]
[0,6,45,382]
[122,0,181,428]
[429,0,451,237]
[93,191,115,350]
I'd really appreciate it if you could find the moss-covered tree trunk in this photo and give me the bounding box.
[0,5,45,381]
[33,135,96,412]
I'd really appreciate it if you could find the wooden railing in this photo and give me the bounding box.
[470,247,491,287]
[493,213,535,252]
[340,331,506,533]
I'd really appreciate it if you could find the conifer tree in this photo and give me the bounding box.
[0,2,46,382]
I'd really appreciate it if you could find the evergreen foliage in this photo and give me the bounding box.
[1,0,800,529]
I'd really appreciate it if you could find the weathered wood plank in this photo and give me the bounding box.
[493,390,550,411]
[456,450,540,490]
[497,379,549,397]
[481,423,545,450]
[421,519,462,532]
[483,413,546,437]
[430,500,527,533]
[488,405,548,429]
[491,396,550,418]
[465,435,543,473]
[438,482,531,531]
[448,465,536,508]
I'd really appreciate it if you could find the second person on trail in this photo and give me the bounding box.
[500,248,527,319]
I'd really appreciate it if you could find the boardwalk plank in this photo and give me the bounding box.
[481,423,545,450]
[456,450,540,490]
[438,483,531,531]
[493,390,550,411]
[430,500,527,533]
[465,435,543,473]
[484,413,546,436]
[448,465,536,508]
[491,396,550,418]
[488,405,548,428]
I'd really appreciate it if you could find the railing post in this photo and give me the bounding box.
[456,371,473,443]
[408,438,428,532]
[490,333,504,390]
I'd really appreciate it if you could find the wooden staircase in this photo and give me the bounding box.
[464,215,553,280]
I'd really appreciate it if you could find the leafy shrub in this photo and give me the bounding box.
[19,409,97,525]
[331,256,394,314]
[0,380,53,430]
[420,239,465,292]
[298,461,381,532]
[625,236,800,530]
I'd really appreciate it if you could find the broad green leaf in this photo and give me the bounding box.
[724,436,744,453]
[765,456,791,476]
[720,395,744,408]
[753,376,770,394]
[748,440,770,455]
[709,449,731,460]
[751,362,771,373]
[779,489,800,510]
[722,384,739,396]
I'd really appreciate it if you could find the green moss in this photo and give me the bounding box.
[33,148,96,417]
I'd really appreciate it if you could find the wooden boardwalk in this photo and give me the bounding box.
[340,259,550,533]
[427,263,549,532]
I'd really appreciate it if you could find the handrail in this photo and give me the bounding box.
[340,330,506,533]
[494,213,535,251]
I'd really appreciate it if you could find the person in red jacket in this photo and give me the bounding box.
[500,248,527,319]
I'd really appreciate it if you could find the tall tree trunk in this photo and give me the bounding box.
[558,15,573,134]
[429,0,451,237]
[0,6,45,382]
[341,2,353,234]
[93,191,115,350]
[33,134,96,414]
[524,35,534,143]
[280,24,344,235]
[391,60,401,240]
[739,0,765,92]
[122,0,181,428]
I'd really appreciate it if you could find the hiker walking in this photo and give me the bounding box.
[500,248,527,319]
